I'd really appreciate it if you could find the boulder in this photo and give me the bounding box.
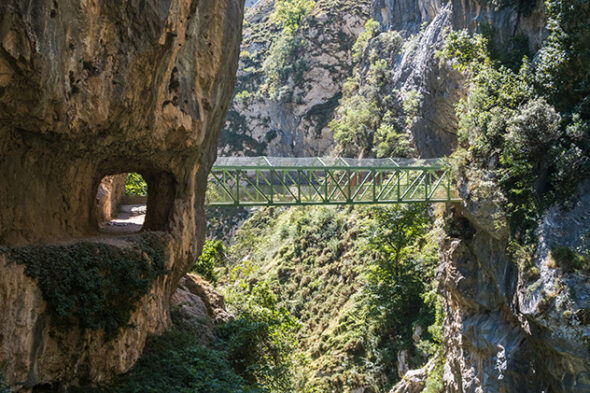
[171,273,233,344]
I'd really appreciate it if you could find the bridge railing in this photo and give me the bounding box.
[206,157,460,207]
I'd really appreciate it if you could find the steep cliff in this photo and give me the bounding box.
[439,177,590,392]
[220,0,546,162]
[219,0,371,157]
[333,0,545,159]
[428,0,590,391]
[0,0,243,390]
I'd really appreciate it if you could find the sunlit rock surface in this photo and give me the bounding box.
[219,0,372,157]
[440,176,590,392]
[0,0,243,389]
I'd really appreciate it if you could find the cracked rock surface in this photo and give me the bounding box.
[0,0,244,390]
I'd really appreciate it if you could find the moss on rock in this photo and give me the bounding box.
[1,233,168,338]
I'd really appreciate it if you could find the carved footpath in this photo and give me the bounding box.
[0,0,244,390]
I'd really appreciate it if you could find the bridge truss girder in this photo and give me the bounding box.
[206,159,460,207]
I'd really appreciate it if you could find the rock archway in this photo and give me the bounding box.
[0,0,244,389]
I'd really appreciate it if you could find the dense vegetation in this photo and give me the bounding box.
[261,0,315,101]
[330,19,418,158]
[441,0,590,246]
[0,233,167,338]
[213,205,443,392]
[93,328,262,393]
[426,0,590,294]
[125,172,148,196]
[83,264,300,393]
[193,239,226,283]
[219,278,301,392]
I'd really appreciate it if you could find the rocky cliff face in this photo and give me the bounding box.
[358,0,546,157]
[439,175,590,392]
[0,0,243,390]
[171,273,233,344]
[373,1,590,392]
[219,0,371,157]
[220,0,546,161]
[96,174,126,223]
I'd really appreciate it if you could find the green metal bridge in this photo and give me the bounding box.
[206,157,460,207]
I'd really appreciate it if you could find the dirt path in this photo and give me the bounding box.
[99,204,146,234]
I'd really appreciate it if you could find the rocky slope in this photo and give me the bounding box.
[220,205,443,392]
[219,0,546,161]
[0,0,243,390]
[171,273,233,344]
[219,0,371,157]
[338,0,545,158]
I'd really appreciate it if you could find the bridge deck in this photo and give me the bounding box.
[206,157,460,207]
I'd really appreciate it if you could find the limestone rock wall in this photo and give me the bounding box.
[0,0,244,390]
[171,273,233,344]
[368,1,590,390]
[219,0,371,157]
[372,1,588,390]
[0,0,242,245]
[220,0,546,161]
[439,175,590,392]
[96,174,127,223]
[365,0,546,157]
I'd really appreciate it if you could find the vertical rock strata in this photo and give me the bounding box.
[369,0,545,157]
[440,176,590,392]
[0,0,243,389]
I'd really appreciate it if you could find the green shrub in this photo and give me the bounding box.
[125,172,147,196]
[262,0,315,100]
[2,233,167,338]
[441,25,589,243]
[508,239,540,281]
[193,240,226,283]
[437,29,489,73]
[330,88,380,156]
[235,90,254,105]
[220,280,300,392]
[536,0,590,118]
[270,0,315,35]
[96,328,262,393]
[422,354,444,393]
[373,122,415,158]
[330,28,411,158]
[329,58,393,157]
[360,204,438,381]
[352,19,381,62]
[402,89,422,127]
[550,246,590,274]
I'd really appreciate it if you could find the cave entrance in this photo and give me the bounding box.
[96,173,148,234]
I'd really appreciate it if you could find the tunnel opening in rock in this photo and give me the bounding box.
[96,172,148,234]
